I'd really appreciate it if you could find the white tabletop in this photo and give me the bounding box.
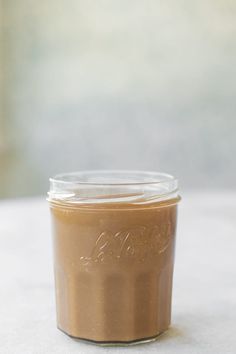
[0,192,235,354]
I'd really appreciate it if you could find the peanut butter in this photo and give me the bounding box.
[49,196,179,343]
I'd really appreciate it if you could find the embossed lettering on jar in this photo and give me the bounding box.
[48,171,180,345]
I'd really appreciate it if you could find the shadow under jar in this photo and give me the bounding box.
[48,170,181,345]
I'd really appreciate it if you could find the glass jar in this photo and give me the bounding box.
[48,170,180,345]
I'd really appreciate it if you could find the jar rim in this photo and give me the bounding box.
[49,170,177,186]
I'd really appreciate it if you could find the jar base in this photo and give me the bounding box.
[58,327,166,346]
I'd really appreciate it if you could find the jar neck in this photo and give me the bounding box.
[48,170,180,208]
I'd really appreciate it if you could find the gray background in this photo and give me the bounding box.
[1,0,236,197]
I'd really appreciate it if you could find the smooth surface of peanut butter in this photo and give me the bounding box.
[50,198,178,343]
